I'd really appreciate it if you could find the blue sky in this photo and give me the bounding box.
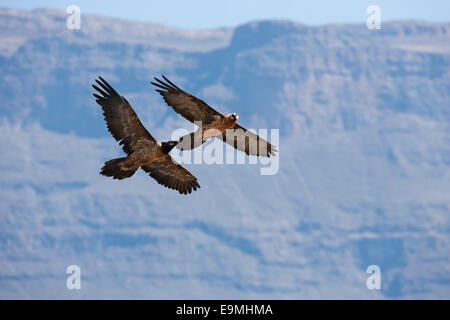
[1,0,449,29]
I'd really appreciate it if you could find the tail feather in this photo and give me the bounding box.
[100,157,137,180]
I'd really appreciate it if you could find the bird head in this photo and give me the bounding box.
[161,140,178,154]
[230,113,239,121]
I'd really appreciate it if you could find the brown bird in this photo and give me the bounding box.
[92,77,200,195]
[151,76,277,157]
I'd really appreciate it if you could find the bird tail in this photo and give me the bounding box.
[100,157,137,180]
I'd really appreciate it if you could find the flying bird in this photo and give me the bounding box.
[151,76,277,157]
[92,77,200,194]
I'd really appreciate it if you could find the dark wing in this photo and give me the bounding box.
[93,77,155,154]
[141,156,200,195]
[221,123,278,157]
[151,75,223,124]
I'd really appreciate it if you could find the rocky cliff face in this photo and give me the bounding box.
[1,9,449,137]
[0,8,449,299]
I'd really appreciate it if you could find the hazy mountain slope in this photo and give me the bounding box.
[0,9,449,138]
[0,9,449,299]
[0,8,232,56]
[1,116,448,299]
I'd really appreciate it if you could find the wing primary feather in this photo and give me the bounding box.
[161,75,182,91]
[153,77,176,91]
[174,181,182,192]
[92,84,109,97]
[152,77,172,88]
[151,81,170,91]
[95,79,112,94]
[98,76,117,94]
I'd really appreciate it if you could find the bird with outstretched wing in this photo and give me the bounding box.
[151,76,277,157]
[92,77,200,195]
